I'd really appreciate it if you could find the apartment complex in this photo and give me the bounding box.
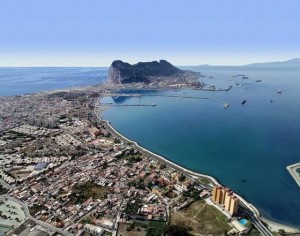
[212,186,239,215]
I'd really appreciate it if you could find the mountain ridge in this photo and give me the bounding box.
[245,58,300,67]
[179,58,300,68]
[108,60,181,84]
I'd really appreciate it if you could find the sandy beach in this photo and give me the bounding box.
[261,217,300,233]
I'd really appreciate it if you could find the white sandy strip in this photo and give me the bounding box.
[261,217,300,233]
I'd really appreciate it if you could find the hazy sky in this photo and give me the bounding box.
[0,0,299,66]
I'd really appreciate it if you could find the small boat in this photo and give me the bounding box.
[241,100,246,105]
[152,103,156,106]
[255,80,262,82]
[223,103,230,109]
[277,90,282,94]
[242,76,249,79]
[237,74,246,76]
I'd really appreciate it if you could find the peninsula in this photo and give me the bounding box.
[108,59,203,88]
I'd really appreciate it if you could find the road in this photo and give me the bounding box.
[240,205,273,236]
[101,114,274,236]
[0,195,73,236]
[0,179,16,190]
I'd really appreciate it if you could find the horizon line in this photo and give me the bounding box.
[0,57,299,68]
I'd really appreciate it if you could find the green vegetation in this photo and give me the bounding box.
[182,188,201,200]
[170,200,231,235]
[71,181,107,204]
[81,217,93,224]
[163,224,192,236]
[245,220,253,228]
[198,177,212,185]
[248,228,264,236]
[132,221,167,236]
[178,173,186,182]
[104,232,113,236]
[127,155,142,164]
[29,204,47,216]
[0,184,7,194]
[195,202,230,230]
[124,199,143,215]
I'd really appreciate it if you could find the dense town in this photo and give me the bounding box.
[0,85,279,236]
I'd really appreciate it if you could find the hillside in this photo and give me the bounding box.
[108,60,181,84]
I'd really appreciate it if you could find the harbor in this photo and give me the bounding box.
[103,93,230,109]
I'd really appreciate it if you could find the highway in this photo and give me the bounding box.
[240,205,273,236]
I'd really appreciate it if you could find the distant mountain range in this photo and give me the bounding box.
[181,58,300,69]
[245,58,300,67]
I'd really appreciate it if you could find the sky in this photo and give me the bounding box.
[0,0,299,66]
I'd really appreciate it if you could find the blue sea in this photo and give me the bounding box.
[101,66,300,227]
[0,67,108,96]
[0,66,299,227]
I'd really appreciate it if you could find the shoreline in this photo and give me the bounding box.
[261,217,299,233]
[95,95,300,233]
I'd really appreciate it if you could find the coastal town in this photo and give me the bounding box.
[0,77,294,236]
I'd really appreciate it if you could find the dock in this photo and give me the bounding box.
[287,163,300,187]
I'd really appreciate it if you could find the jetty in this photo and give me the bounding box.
[287,163,300,187]
[108,93,142,97]
[103,93,230,109]
[202,85,232,91]
[98,103,156,107]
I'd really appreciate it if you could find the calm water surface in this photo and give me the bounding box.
[0,67,107,96]
[101,66,300,227]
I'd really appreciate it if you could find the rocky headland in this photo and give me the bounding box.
[107,60,202,88]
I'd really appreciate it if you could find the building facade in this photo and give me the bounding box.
[211,186,239,215]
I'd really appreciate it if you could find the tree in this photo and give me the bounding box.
[164,224,192,236]
[278,229,286,236]
[178,173,186,182]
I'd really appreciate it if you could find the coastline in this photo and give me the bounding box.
[261,217,299,233]
[95,95,300,233]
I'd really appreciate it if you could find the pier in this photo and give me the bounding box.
[97,103,156,107]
